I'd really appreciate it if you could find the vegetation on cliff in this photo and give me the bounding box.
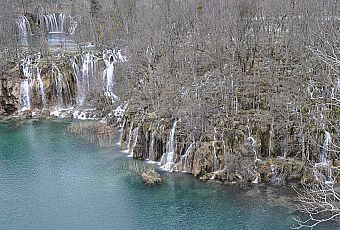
[0,0,339,228]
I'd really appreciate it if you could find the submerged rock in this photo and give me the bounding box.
[140,169,163,185]
[67,121,115,148]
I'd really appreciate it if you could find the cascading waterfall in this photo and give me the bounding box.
[71,53,99,105]
[180,142,194,172]
[212,128,219,172]
[34,53,46,109]
[17,50,126,116]
[20,55,48,110]
[103,49,127,101]
[71,57,82,104]
[59,13,66,33]
[113,104,128,126]
[148,125,157,161]
[82,53,98,97]
[320,130,332,165]
[119,119,126,145]
[20,80,31,110]
[42,13,78,34]
[52,64,72,108]
[160,120,179,171]
[36,67,47,109]
[247,136,258,161]
[18,13,78,35]
[103,51,116,100]
[43,13,66,33]
[126,121,134,153]
[247,136,260,184]
[20,57,33,110]
[68,18,78,34]
[51,65,63,107]
[129,127,139,157]
[17,15,32,36]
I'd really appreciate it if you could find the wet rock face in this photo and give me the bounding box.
[118,113,339,186]
[0,75,21,115]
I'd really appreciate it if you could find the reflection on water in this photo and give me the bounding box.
[0,120,337,230]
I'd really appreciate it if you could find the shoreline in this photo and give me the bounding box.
[1,112,336,191]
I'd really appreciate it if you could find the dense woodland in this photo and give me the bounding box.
[0,0,339,228]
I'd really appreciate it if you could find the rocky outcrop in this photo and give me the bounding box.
[118,112,339,186]
[0,65,21,115]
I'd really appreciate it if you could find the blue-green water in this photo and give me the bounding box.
[0,121,332,230]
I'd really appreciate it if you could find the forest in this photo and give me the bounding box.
[0,0,339,228]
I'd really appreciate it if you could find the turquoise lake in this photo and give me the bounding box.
[0,120,335,229]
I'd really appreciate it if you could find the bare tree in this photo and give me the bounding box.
[292,180,340,229]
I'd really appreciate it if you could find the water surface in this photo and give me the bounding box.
[0,120,330,230]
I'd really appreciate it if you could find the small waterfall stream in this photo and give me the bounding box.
[20,80,31,110]
[71,53,99,105]
[20,55,48,110]
[126,121,134,153]
[102,49,126,101]
[320,130,332,165]
[180,142,194,172]
[212,128,219,172]
[52,64,65,108]
[36,67,47,109]
[103,54,116,100]
[148,124,159,161]
[17,15,32,36]
[20,57,33,110]
[43,13,67,33]
[130,127,139,157]
[247,136,260,183]
[160,120,179,171]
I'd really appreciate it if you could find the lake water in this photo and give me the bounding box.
[0,120,334,229]
[20,33,76,49]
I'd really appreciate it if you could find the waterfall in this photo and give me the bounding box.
[82,53,98,94]
[247,136,258,161]
[126,121,134,153]
[68,18,78,34]
[130,127,139,157]
[212,128,219,172]
[148,123,160,161]
[52,65,63,107]
[17,15,32,36]
[247,136,260,184]
[119,119,126,145]
[20,57,33,110]
[43,13,67,33]
[36,67,46,109]
[71,53,98,106]
[180,142,194,172]
[52,64,72,108]
[20,80,31,110]
[103,51,116,100]
[149,131,156,160]
[160,120,179,171]
[71,57,82,105]
[20,55,48,110]
[113,103,128,124]
[320,130,332,165]
[59,13,66,33]
[102,49,127,101]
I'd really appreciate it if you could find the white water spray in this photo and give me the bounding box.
[17,15,32,36]
[160,120,179,171]
[180,142,194,172]
[320,130,332,165]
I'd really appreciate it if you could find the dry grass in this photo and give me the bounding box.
[67,121,115,148]
[127,161,163,185]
